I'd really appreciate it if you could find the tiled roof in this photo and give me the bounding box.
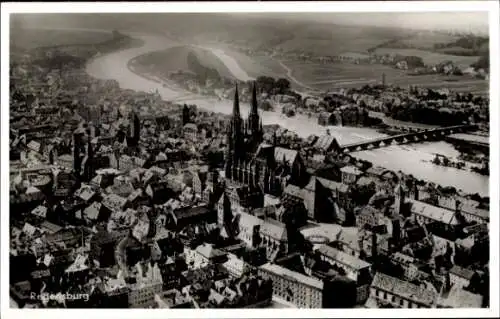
[74,184,96,201]
[27,140,42,153]
[274,147,298,164]
[237,211,261,229]
[336,229,360,249]
[313,135,339,151]
[408,199,460,225]
[356,176,377,187]
[316,177,349,193]
[259,263,323,290]
[283,184,303,198]
[31,205,48,218]
[462,206,489,220]
[84,202,105,220]
[300,223,343,243]
[65,254,89,273]
[174,205,211,220]
[317,244,370,270]
[102,194,128,212]
[39,221,63,234]
[340,165,363,175]
[25,186,41,194]
[90,175,105,188]
[22,223,39,237]
[127,188,144,202]
[390,252,415,266]
[371,272,438,306]
[260,219,287,241]
[450,265,475,280]
[196,244,227,259]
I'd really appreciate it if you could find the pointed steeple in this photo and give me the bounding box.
[272,131,278,146]
[250,81,258,116]
[248,81,263,147]
[233,83,241,119]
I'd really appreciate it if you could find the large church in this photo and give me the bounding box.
[223,82,307,198]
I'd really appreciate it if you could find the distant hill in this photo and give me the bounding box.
[11,13,489,62]
[10,28,114,50]
[10,13,413,56]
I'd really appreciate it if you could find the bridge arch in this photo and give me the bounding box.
[339,124,475,153]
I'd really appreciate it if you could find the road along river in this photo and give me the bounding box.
[84,32,489,196]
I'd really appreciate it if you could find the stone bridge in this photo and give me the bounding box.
[339,124,478,153]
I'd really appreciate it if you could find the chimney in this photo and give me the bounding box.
[413,183,419,200]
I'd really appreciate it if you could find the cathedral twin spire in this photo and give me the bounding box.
[226,81,263,163]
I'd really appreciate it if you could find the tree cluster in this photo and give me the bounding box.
[255,76,292,95]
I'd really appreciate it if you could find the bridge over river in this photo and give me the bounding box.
[339,124,478,153]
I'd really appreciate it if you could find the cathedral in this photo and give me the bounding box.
[214,82,309,259]
[223,82,307,197]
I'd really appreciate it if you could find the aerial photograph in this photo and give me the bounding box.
[6,8,492,311]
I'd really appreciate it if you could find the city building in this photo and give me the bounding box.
[340,165,363,185]
[449,265,475,289]
[184,244,228,269]
[222,253,251,278]
[258,262,324,308]
[368,272,438,308]
[127,262,164,308]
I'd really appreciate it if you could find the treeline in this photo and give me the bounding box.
[371,35,489,57]
[393,55,425,68]
[32,54,87,69]
[367,37,410,53]
[97,31,143,55]
[255,76,293,95]
[369,34,489,72]
[471,54,489,72]
[30,30,141,56]
[386,104,472,126]
[433,35,489,55]
[29,30,143,69]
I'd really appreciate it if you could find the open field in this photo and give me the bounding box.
[133,45,235,79]
[284,60,404,84]
[209,46,287,79]
[373,48,480,67]
[274,24,412,56]
[10,28,114,49]
[282,60,489,93]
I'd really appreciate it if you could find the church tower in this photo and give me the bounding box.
[82,135,94,182]
[128,111,141,147]
[394,183,406,216]
[247,82,263,148]
[73,130,85,177]
[226,84,244,163]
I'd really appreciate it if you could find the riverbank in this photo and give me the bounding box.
[84,32,489,196]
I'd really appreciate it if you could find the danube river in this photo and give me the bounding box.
[86,32,489,196]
